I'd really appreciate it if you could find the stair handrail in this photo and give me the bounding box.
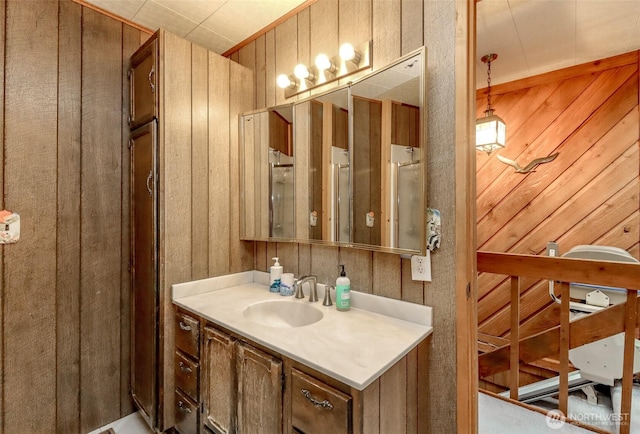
[477,251,640,434]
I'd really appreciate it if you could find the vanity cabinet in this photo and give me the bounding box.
[291,369,352,434]
[201,326,283,434]
[201,326,236,434]
[174,304,429,434]
[236,343,283,433]
[174,311,201,434]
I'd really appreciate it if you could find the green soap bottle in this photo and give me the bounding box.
[335,265,351,311]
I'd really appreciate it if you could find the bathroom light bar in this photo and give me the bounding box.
[278,40,372,98]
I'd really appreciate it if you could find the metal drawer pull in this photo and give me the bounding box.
[179,361,192,373]
[301,389,333,409]
[179,321,192,331]
[178,400,192,413]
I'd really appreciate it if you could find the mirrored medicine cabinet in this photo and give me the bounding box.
[239,47,427,255]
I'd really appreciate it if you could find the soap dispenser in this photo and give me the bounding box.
[270,257,282,293]
[335,265,351,311]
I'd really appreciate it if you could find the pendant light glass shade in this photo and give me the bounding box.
[476,109,506,154]
[476,53,506,155]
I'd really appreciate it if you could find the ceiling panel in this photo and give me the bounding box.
[575,0,640,59]
[133,0,199,38]
[152,0,226,24]
[86,0,146,19]
[83,0,640,88]
[200,1,262,44]
[476,0,530,87]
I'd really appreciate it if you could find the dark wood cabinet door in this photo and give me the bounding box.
[236,342,283,434]
[202,326,237,434]
[130,37,158,129]
[130,120,158,427]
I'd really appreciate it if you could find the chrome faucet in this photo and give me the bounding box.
[294,275,318,302]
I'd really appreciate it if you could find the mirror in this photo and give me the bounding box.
[240,104,295,241]
[294,86,350,243]
[349,49,425,252]
[240,47,426,254]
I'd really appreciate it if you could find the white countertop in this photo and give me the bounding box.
[172,271,433,391]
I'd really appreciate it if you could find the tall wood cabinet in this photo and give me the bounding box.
[130,119,159,427]
[129,29,254,432]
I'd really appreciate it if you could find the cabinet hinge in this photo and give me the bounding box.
[127,69,132,79]
[281,372,286,392]
[128,139,133,150]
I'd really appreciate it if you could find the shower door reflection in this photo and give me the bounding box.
[334,162,350,242]
[269,150,295,238]
[395,153,421,251]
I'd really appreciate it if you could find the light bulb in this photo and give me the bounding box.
[277,74,294,89]
[315,53,332,71]
[339,43,355,61]
[339,43,361,65]
[294,64,310,80]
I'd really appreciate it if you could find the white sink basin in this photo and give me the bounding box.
[242,300,323,328]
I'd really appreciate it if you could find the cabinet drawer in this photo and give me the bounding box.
[291,369,352,434]
[175,351,199,402]
[175,388,199,434]
[175,312,200,357]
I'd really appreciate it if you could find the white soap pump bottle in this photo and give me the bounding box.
[335,264,351,311]
[270,257,283,292]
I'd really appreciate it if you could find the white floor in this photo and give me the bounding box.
[479,392,595,434]
[87,412,155,434]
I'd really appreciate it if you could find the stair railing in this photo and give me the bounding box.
[477,251,640,434]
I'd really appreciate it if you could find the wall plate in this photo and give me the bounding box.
[411,253,431,281]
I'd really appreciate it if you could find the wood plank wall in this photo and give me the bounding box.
[227,0,465,431]
[476,52,640,339]
[0,1,145,433]
[158,31,255,430]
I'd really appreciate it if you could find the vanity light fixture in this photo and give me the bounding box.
[476,53,506,155]
[293,63,315,82]
[276,40,372,98]
[276,74,297,90]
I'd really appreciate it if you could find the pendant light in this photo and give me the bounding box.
[476,53,506,155]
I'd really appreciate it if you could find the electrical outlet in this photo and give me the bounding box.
[411,253,431,281]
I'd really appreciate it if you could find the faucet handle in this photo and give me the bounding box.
[323,285,333,306]
[294,281,305,299]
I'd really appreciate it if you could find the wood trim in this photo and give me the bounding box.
[71,0,153,34]
[455,0,478,433]
[509,276,519,400]
[322,101,332,241]
[478,251,640,290]
[380,99,392,246]
[222,0,318,57]
[558,283,570,416]
[479,295,640,377]
[619,289,638,434]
